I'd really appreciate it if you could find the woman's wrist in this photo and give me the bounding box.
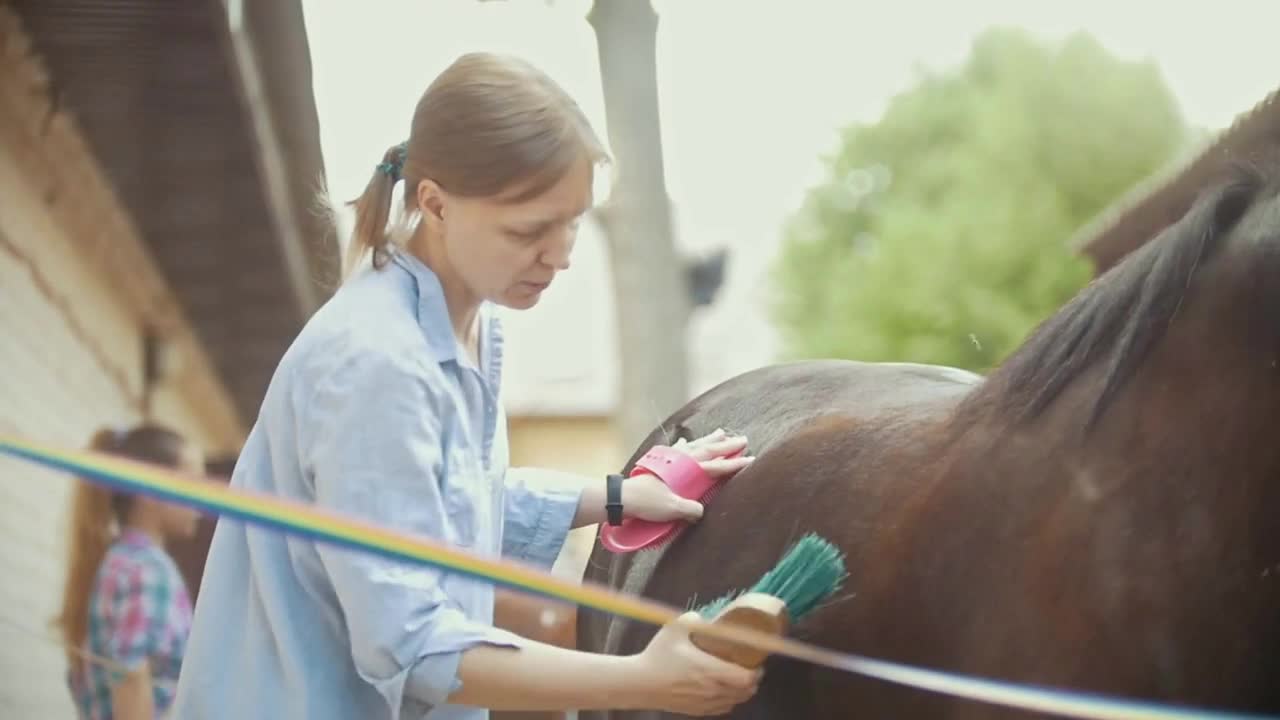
[571,471,650,528]
[571,476,608,528]
[605,473,625,525]
[609,653,657,710]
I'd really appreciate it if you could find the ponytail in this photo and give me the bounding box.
[343,142,408,279]
[53,428,126,662]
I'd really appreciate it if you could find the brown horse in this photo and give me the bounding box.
[576,162,1280,719]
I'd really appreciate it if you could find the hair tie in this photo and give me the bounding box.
[376,141,409,181]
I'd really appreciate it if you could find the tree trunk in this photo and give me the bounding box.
[586,0,690,450]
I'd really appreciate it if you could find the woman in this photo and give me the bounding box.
[173,52,760,719]
[56,423,205,720]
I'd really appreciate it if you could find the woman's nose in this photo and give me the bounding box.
[541,227,575,270]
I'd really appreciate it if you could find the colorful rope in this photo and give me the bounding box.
[0,433,1272,720]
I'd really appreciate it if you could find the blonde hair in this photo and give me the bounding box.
[53,423,188,664]
[343,52,609,277]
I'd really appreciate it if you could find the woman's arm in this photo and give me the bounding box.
[306,350,532,709]
[305,353,757,715]
[447,614,758,716]
[572,476,629,527]
[572,431,753,528]
[507,431,754,534]
[449,640,642,710]
[109,666,155,720]
[502,467,698,549]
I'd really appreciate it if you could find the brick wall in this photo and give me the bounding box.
[0,107,241,720]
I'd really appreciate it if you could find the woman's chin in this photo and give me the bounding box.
[500,285,548,309]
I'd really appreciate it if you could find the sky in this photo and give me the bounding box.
[301,0,1278,230]
[298,0,1280,397]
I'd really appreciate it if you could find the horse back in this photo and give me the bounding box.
[576,360,980,719]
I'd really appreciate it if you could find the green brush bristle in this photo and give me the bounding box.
[696,533,848,621]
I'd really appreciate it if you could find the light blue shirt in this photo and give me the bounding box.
[171,250,584,719]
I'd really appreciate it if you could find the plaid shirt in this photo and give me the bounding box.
[68,529,193,719]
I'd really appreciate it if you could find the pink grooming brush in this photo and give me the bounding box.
[599,443,744,554]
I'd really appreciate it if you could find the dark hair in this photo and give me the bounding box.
[53,422,190,662]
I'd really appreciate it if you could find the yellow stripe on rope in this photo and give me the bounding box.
[0,434,1272,720]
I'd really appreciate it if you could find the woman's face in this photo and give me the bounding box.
[422,156,595,310]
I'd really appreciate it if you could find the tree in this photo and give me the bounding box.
[770,28,1191,373]
[478,0,708,449]
[587,0,691,448]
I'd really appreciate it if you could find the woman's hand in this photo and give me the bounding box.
[624,429,753,523]
[627,610,762,715]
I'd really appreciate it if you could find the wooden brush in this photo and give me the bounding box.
[690,533,847,668]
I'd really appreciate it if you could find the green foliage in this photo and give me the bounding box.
[770,28,1192,372]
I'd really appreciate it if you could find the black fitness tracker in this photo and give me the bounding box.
[605,473,625,526]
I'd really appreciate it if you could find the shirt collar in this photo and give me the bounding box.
[388,249,504,388]
[389,249,461,364]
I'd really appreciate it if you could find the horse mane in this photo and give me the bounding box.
[962,161,1270,434]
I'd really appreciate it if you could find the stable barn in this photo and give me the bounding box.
[0,1,331,714]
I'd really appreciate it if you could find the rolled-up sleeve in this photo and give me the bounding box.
[303,347,523,715]
[502,467,583,569]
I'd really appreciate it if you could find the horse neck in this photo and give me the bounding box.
[952,329,1280,543]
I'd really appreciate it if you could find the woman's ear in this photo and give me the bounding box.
[415,178,446,223]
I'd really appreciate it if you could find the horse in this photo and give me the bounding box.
[575,161,1280,719]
